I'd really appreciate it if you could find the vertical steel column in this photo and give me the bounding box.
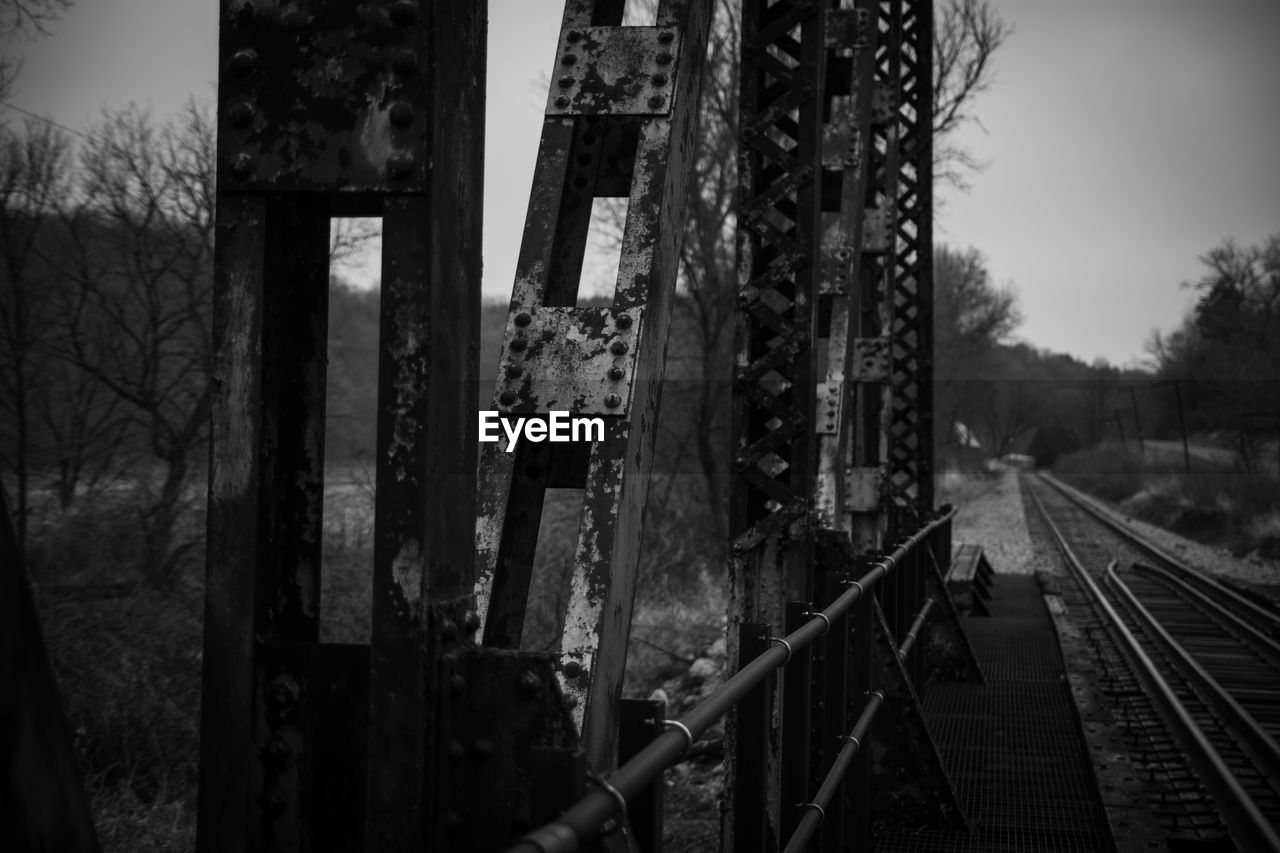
[885,0,934,532]
[198,3,486,850]
[472,0,714,773]
[814,2,878,536]
[728,0,828,843]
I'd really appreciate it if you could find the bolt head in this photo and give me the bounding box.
[604,393,622,409]
[389,101,413,128]
[562,659,583,678]
[658,30,675,43]
[450,674,466,695]
[266,787,288,814]
[440,620,458,641]
[554,95,571,109]
[517,671,542,695]
[229,101,254,128]
[229,49,257,78]
[615,314,633,329]
[464,611,482,633]
[266,676,298,709]
[608,366,624,381]
[559,75,575,88]
[505,364,523,379]
[510,338,527,353]
[499,390,518,405]
[610,341,628,356]
[231,1,255,26]
[567,30,582,43]
[652,73,668,86]
[392,49,418,75]
[390,0,418,26]
[561,53,577,66]
[230,153,253,179]
[656,52,673,65]
[514,312,532,327]
[387,151,414,178]
[471,738,495,761]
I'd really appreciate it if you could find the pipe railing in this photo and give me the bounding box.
[510,507,957,853]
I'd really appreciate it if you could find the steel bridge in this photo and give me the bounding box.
[6,1,1277,852]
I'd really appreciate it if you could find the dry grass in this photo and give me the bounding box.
[1055,444,1280,558]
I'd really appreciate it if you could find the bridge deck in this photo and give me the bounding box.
[875,574,1113,852]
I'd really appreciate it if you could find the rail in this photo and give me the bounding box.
[1028,484,1280,852]
[511,507,958,853]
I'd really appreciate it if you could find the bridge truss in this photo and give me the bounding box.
[0,1,976,851]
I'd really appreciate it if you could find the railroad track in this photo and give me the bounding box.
[1026,472,1280,851]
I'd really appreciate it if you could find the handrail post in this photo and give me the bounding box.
[847,557,877,849]
[619,699,665,853]
[780,603,815,841]
[819,572,852,850]
[730,624,773,853]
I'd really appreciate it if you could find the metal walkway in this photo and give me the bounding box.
[876,575,1113,852]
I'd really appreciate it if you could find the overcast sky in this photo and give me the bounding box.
[5,0,1279,368]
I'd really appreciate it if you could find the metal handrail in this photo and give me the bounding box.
[510,507,957,853]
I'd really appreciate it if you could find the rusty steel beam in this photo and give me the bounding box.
[0,487,100,852]
[885,0,935,531]
[198,2,486,850]
[727,0,830,845]
[472,0,714,775]
[814,3,878,536]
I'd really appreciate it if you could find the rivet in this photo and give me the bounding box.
[387,152,414,177]
[389,102,413,128]
[554,95,571,109]
[615,314,633,329]
[472,738,495,761]
[231,1,255,25]
[559,75,575,88]
[610,341,628,356]
[231,153,253,179]
[652,73,668,86]
[441,620,458,641]
[266,737,291,761]
[567,30,582,43]
[450,674,466,695]
[499,390,518,405]
[563,660,583,678]
[229,49,257,78]
[505,364,523,379]
[390,0,418,25]
[392,49,418,75]
[517,671,542,695]
[658,30,675,44]
[608,366,624,381]
[266,675,298,709]
[463,611,481,633]
[229,101,254,128]
[266,787,288,815]
[656,52,673,65]
[561,53,577,66]
[604,393,622,408]
[510,339,527,353]
[514,312,532,327]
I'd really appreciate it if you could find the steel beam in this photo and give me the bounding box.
[472,0,714,774]
[198,2,486,850]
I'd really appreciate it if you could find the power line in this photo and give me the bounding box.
[0,99,89,140]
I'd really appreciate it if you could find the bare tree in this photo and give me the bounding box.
[933,0,1013,188]
[0,0,74,99]
[0,116,72,549]
[54,101,216,582]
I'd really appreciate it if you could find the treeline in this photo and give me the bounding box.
[1146,234,1280,472]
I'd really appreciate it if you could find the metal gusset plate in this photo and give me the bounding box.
[493,306,642,415]
[546,26,681,116]
[217,0,430,191]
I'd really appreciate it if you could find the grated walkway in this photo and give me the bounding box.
[875,575,1113,852]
